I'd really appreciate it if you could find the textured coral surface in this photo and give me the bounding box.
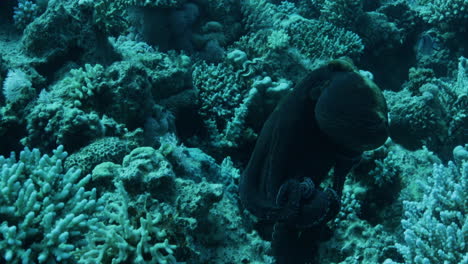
[0,0,467,263]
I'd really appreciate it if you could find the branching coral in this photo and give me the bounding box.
[386,56,467,159]
[416,0,468,31]
[22,101,108,152]
[386,161,467,264]
[318,180,398,263]
[284,16,364,60]
[0,146,102,263]
[239,0,363,61]
[76,184,178,264]
[89,142,272,263]
[319,0,364,28]
[13,0,39,30]
[192,61,257,148]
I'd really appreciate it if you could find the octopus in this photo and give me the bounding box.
[239,59,389,263]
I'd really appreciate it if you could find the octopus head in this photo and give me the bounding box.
[314,62,389,152]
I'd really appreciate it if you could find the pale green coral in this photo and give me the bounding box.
[319,0,364,28]
[455,56,468,96]
[0,146,102,263]
[319,180,398,263]
[370,150,400,187]
[283,15,364,60]
[22,38,191,152]
[240,0,363,60]
[22,102,107,151]
[80,0,182,8]
[52,64,107,109]
[77,0,128,36]
[193,61,257,148]
[120,0,182,8]
[240,0,279,31]
[64,137,138,175]
[76,183,178,264]
[386,161,468,264]
[87,144,272,263]
[416,0,468,30]
[386,56,467,158]
[13,0,39,30]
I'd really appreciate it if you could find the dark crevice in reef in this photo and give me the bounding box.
[360,45,416,92]
[34,45,85,84]
[0,119,26,157]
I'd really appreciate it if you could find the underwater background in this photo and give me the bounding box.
[0,0,467,263]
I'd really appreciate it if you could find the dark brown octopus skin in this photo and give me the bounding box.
[239,59,389,228]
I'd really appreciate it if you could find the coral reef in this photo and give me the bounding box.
[13,0,39,30]
[1,141,271,263]
[0,0,466,263]
[2,68,34,104]
[0,146,101,263]
[385,160,467,264]
[386,56,467,159]
[87,140,272,263]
